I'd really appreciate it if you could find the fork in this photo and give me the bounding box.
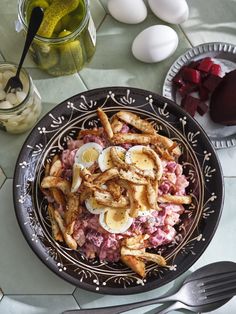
[155,271,236,313]
[4,7,44,93]
[62,261,236,314]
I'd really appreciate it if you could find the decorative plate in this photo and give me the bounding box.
[13,87,224,295]
[163,42,236,149]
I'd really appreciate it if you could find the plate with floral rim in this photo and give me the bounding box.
[13,86,224,294]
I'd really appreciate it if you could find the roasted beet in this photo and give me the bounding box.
[197,101,208,116]
[181,95,199,117]
[198,85,209,101]
[210,64,222,76]
[178,83,198,97]
[197,57,213,73]
[203,74,222,92]
[182,68,201,84]
[173,72,185,87]
[210,69,236,125]
[171,57,225,119]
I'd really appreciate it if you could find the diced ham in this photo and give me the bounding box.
[83,135,105,147]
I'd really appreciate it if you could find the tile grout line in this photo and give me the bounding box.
[0,288,3,302]
[179,25,194,48]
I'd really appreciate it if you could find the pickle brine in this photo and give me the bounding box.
[22,0,96,76]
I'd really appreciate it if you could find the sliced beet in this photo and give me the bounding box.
[197,101,208,116]
[173,72,185,87]
[198,85,209,101]
[203,74,222,92]
[197,57,213,73]
[188,60,200,69]
[181,95,199,117]
[210,64,222,76]
[210,69,236,125]
[178,82,198,97]
[182,67,201,84]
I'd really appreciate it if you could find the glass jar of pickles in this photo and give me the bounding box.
[17,0,96,76]
[0,62,42,134]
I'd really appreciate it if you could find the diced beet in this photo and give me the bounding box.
[197,101,208,116]
[188,61,200,69]
[181,95,199,117]
[198,85,209,101]
[210,64,222,76]
[203,74,222,92]
[182,67,201,84]
[173,72,185,87]
[178,82,198,97]
[197,57,213,73]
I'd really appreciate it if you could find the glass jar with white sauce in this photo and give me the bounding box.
[0,62,42,134]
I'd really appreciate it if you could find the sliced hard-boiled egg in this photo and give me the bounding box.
[98,146,126,172]
[125,145,155,170]
[85,196,107,215]
[99,208,133,234]
[74,142,103,168]
[71,163,84,193]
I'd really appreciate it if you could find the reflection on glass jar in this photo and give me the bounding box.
[0,63,42,134]
[17,0,96,76]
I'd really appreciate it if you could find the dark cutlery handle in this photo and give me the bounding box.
[62,296,171,314]
[16,7,44,77]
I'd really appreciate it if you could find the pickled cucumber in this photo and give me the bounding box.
[47,30,84,76]
[24,0,96,76]
[27,0,49,16]
[32,43,59,70]
[54,15,71,34]
[37,0,80,38]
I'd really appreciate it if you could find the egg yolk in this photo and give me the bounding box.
[105,208,129,231]
[131,151,154,170]
[82,147,99,163]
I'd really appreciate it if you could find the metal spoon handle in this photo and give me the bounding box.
[62,294,178,314]
[154,301,184,314]
[16,6,44,78]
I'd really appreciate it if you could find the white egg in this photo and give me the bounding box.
[71,163,84,193]
[74,142,103,168]
[132,25,178,63]
[98,146,126,172]
[148,0,189,24]
[125,145,155,170]
[99,208,133,234]
[85,196,107,215]
[108,0,147,24]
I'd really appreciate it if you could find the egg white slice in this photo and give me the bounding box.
[99,208,133,234]
[98,146,126,172]
[85,196,107,215]
[125,145,155,170]
[75,142,103,168]
[71,163,84,193]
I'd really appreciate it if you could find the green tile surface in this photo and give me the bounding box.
[0,295,79,314]
[181,0,236,45]
[0,168,6,188]
[0,180,75,294]
[79,15,191,93]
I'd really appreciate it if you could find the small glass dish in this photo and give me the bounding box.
[0,62,42,134]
